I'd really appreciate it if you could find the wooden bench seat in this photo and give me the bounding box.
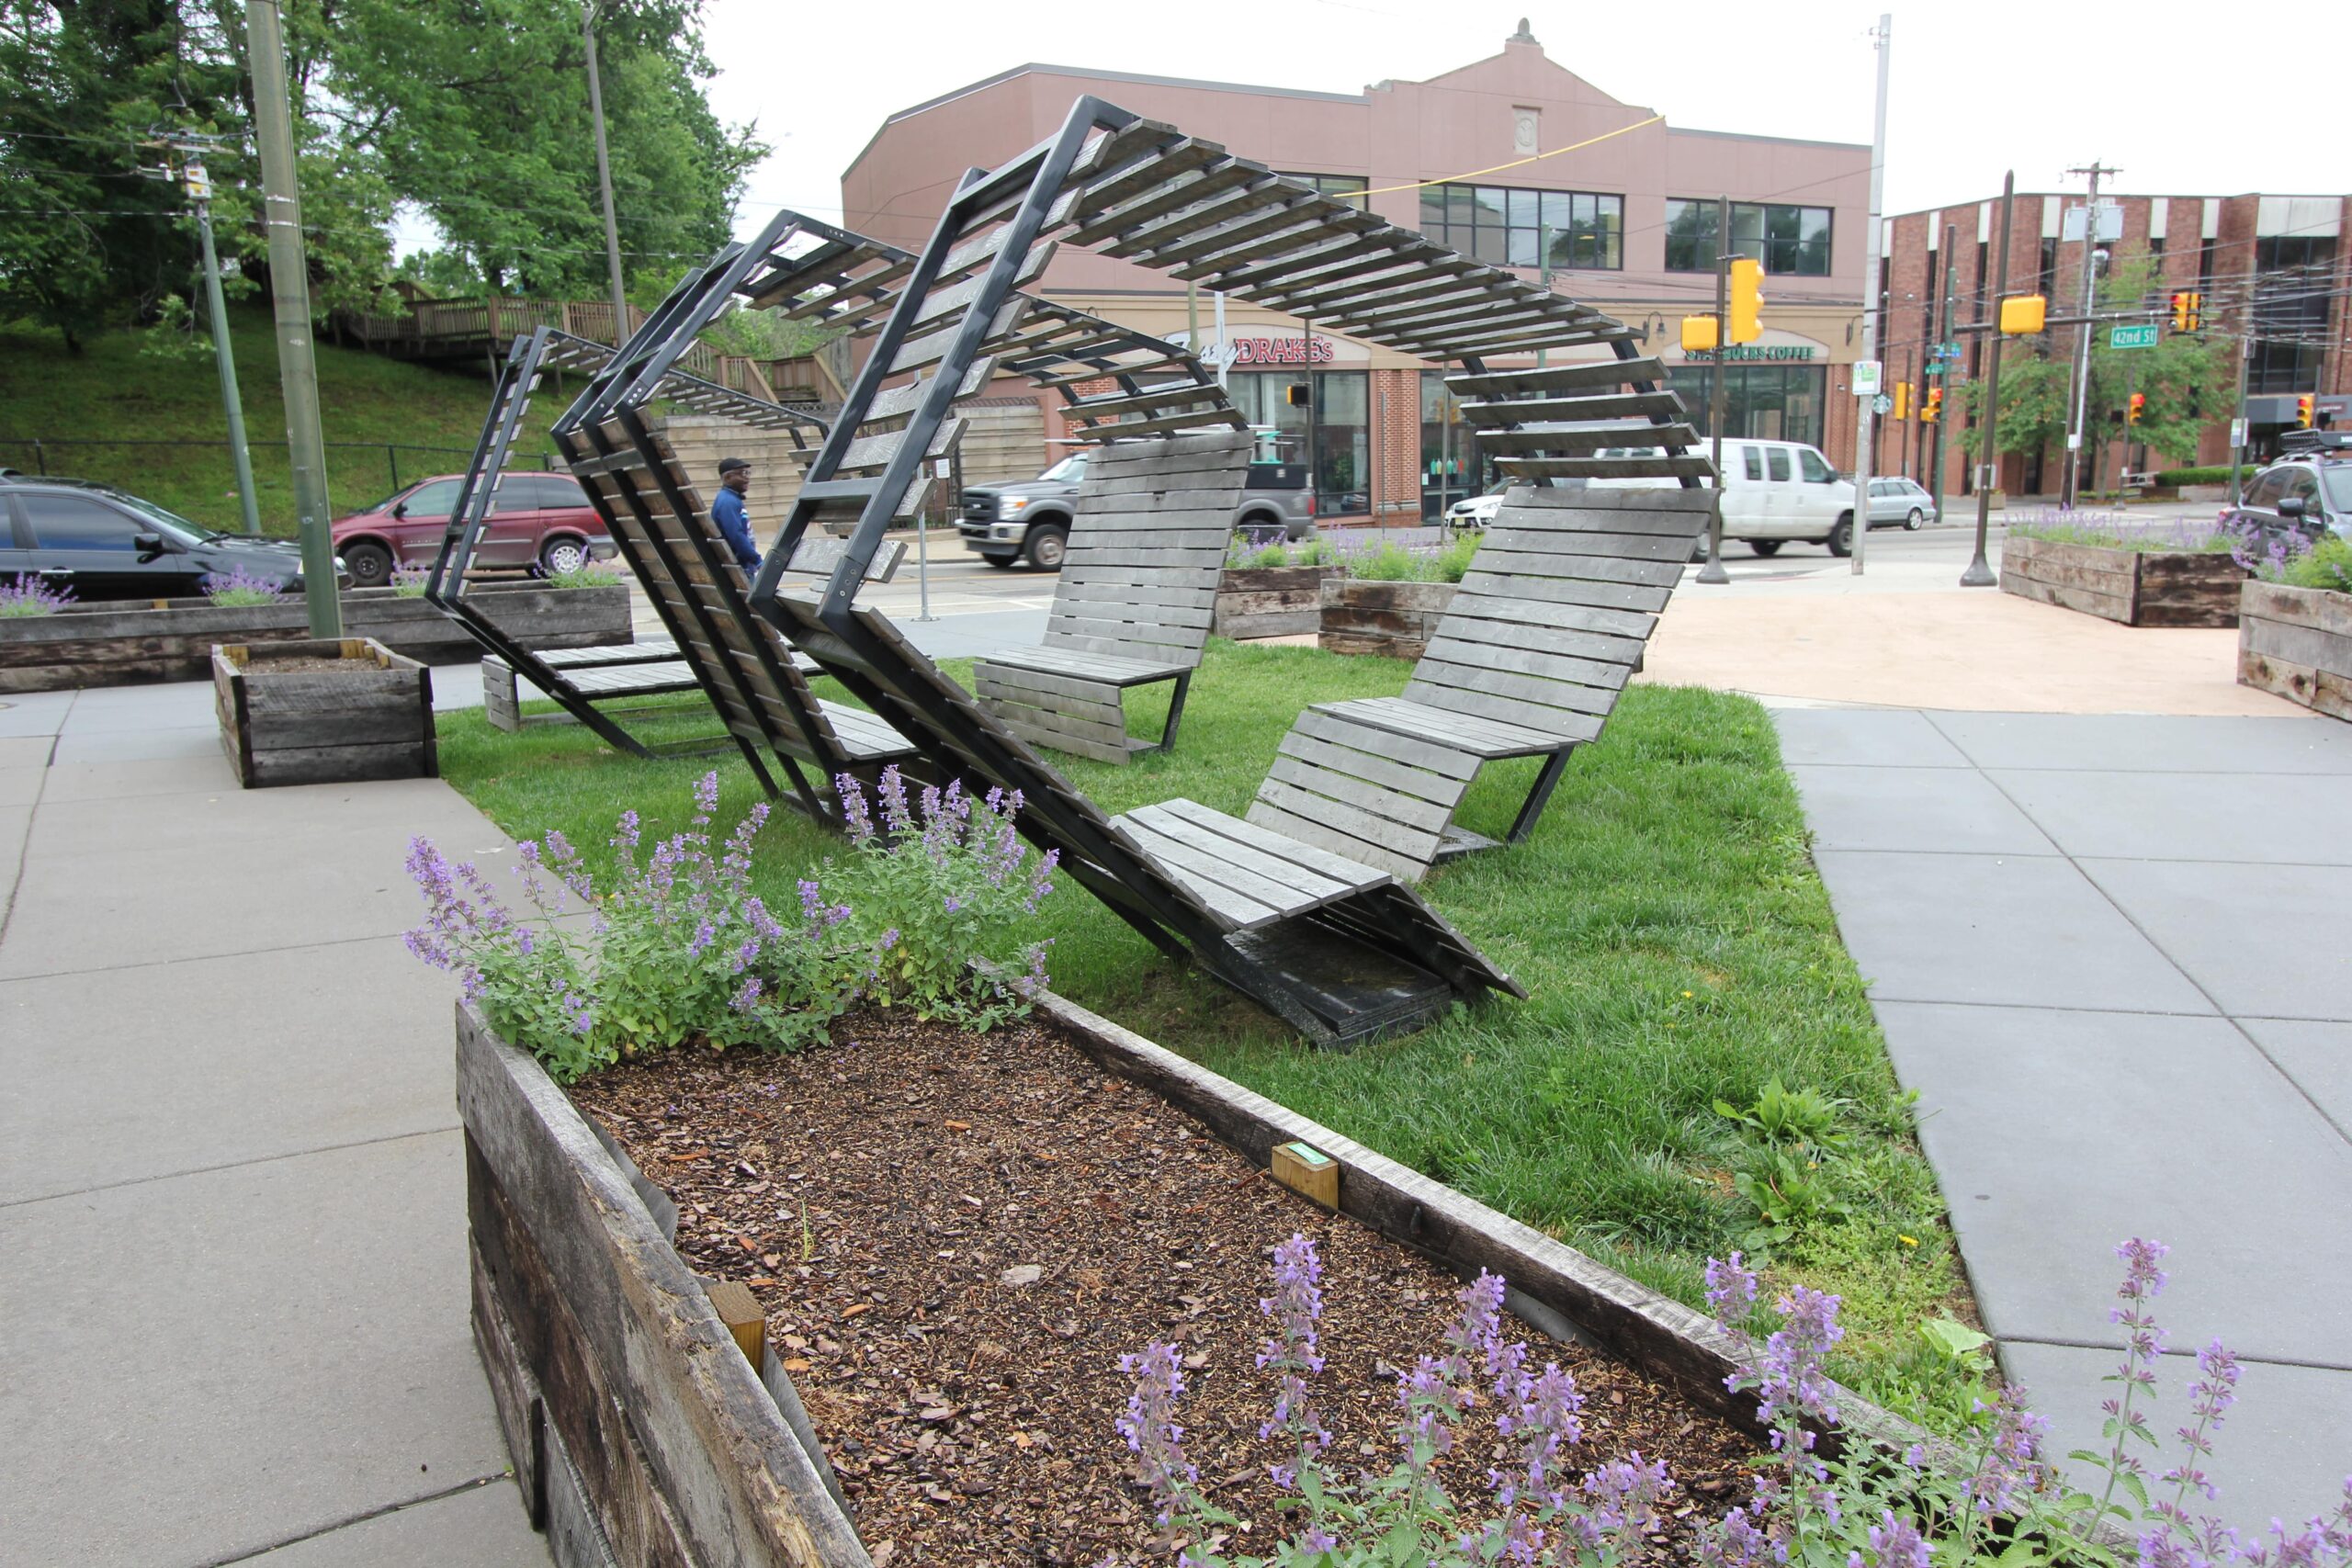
[1108,797,1390,933]
[523,637,682,670]
[974,431,1250,763]
[1246,482,1717,882]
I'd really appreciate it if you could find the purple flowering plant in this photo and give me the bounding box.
[1107,1235,1674,1567]
[389,563,433,597]
[405,772,868,1080]
[821,765,1057,1031]
[0,572,75,616]
[1107,1236,2352,1568]
[201,565,292,605]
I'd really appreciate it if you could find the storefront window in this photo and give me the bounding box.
[1419,370,1487,517]
[1282,173,1369,209]
[1668,365,1827,448]
[1228,369,1370,512]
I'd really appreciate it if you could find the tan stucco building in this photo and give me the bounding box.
[842,25,1871,519]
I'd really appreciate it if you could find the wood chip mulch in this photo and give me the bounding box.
[571,1010,1756,1565]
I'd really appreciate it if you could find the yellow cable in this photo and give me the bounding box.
[1360,114,1665,197]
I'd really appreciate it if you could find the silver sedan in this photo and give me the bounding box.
[1866,475,1938,530]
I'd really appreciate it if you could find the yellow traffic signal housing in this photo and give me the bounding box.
[2128,392,2145,425]
[1681,315,1720,354]
[1922,387,1942,424]
[2171,291,2202,333]
[1284,382,1311,407]
[1999,294,2047,335]
[2298,395,2316,428]
[1892,382,1911,420]
[1727,257,1765,344]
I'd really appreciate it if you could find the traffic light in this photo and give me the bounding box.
[1727,257,1765,344]
[2298,394,2316,429]
[1922,388,1942,424]
[1892,382,1911,421]
[2128,392,2145,425]
[1681,315,1720,354]
[1999,295,2047,335]
[2171,291,2202,333]
[1285,383,1311,408]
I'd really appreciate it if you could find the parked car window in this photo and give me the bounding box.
[401,479,464,518]
[1799,448,1834,483]
[2324,468,2352,512]
[21,491,138,549]
[1742,446,1763,481]
[2281,469,2321,509]
[526,475,588,508]
[491,477,541,513]
[2245,469,2287,508]
[1765,447,1791,482]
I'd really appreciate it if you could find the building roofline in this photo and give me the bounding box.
[1885,191,2349,221]
[1666,125,1870,153]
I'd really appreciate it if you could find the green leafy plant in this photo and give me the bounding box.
[2283,536,2352,592]
[1295,537,1339,567]
[1730,1146,1853,1249]
[541,560,619,590]
[1432,534,1480,582]
[1714,1076,1850,1150]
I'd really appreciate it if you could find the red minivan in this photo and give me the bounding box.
[330,471,615,588]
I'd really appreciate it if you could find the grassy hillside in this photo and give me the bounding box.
[0,307,567,536]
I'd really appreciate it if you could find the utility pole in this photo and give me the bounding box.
[1928,219,1957,528]
[1850,13,1890,574]
[2228,332,2253,505]
[149,133,261,536]
[2060,160,2119,509]
[244,0,340,637]
[1962,172,2016,588]
[582,1,630,343]
[1697,193,1732,585]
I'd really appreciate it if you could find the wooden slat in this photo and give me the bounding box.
[1314,695,1567,760]
[1476,527,1703,562]
[1458,390,1688,427]
[1153,797,1389,891]
[1495,456,1717,481]
[1122,802,1361,902]
[1470,549,1688,588]
[1476,423,1701,455]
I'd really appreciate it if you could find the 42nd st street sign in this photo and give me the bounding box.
[2109,323,2160,350]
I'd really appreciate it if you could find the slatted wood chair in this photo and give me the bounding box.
[971,430,1250,762]
[1249,483,1715,882]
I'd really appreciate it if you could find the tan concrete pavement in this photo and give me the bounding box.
[1638,589,2312,717]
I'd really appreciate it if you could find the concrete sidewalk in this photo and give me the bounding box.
[0,680,550,1567]
[1775,706,2352,1531]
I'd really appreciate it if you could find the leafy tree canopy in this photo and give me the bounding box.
[0,0,758,350]
[1957,257,2233,468]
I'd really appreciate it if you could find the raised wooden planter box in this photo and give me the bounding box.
[1319,577,1457,659]
[458,992,1942,1565]
[2238,581,2352,720]
[2000,536,2245,627]
[213,637,437,787]
[1212,564,1341,638]
[0,581,630,693]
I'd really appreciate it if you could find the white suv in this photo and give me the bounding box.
[1588,438,1859,557]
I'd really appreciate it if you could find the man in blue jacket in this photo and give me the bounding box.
[712,456,760,572]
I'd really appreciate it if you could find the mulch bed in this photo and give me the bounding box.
[571,1011,1756,1564]
[232,654,369,672]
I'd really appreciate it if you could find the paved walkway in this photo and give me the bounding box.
[0,681,550,1567]
[1775,705,2352,1530]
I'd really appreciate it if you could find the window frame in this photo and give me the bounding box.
[1664,198,1836,276]
[1419,181,1623,271]
[19,490,143,551]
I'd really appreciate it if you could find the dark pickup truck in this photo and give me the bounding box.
[957,449,1315,569]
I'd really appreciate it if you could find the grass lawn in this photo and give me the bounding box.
[0,306,563,536]
[434,639,1975,1424]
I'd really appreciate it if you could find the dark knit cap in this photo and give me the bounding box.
[718,456,751,474]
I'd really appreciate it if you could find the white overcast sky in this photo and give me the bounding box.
[701,0,2349,235]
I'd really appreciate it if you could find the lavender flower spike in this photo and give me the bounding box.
[1115,1341,1197,1525]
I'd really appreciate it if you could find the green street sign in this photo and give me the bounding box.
[2109,323,2159,350]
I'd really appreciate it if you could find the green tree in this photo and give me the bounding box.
[1958,257,2232,477]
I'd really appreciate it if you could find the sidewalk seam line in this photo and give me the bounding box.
[0,693,68,950]
[191,1472,513,1566]
[0,1124,460,1210]
[1922,711,2352,1152]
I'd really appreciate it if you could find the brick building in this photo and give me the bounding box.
[1879,192,2351,501]
[842,25,1871,520]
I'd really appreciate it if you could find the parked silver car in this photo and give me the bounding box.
[1865,475,1936,530]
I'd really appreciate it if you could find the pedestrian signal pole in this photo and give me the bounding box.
[1850,13,1890,574]
[1962,172,2016,588]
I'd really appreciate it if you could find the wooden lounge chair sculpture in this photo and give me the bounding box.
[689,104,1709,1043]
[424,327,827,759]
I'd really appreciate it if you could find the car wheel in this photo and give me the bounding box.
[1904,508,1925,531]
[343,540,392,589]
[1750,539,1783,558]
[1826,513,1854,557]
[538,536,590,576]
[1023,524,1068,570]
